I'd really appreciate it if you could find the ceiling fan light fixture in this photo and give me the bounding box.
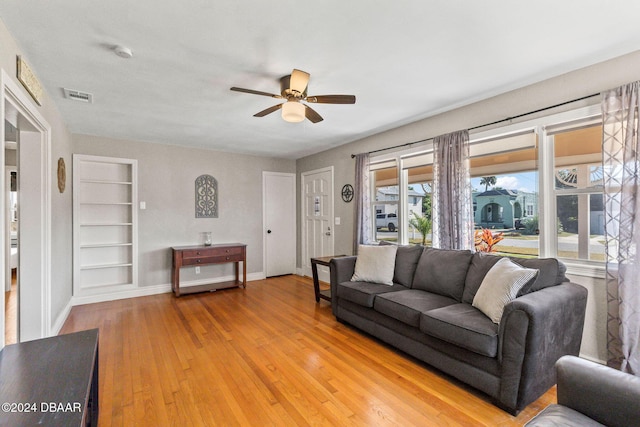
[282,101,305,123]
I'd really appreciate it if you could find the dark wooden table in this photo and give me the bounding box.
[0,329,99,426]
[311,255,346,303]
[172,243,247,297]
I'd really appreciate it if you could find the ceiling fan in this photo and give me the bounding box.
[230,69,356,123]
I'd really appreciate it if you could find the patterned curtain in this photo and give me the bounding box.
[602,81,640,374]
[432,130,474,250]
[353,153,371,254]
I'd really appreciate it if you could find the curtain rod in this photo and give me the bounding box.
[350,92,601,158]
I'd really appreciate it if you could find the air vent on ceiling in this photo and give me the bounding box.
[63,88,93,103]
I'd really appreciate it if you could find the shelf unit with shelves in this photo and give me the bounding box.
[73,155,138,297]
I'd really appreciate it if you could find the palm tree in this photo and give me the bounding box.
[409,212,432,246]
[479,176,497,192]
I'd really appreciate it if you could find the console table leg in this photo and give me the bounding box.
[311,261,320,302]
[242,261,247,288]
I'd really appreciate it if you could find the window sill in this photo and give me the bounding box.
[562,260,606,279]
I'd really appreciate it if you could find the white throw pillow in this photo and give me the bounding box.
[472,257,538,324]
[351,244,398,286]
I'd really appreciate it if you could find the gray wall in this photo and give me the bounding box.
[1,18,74,334]
[73,134,295,287]
[296,49,640,363]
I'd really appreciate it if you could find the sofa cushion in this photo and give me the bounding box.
[513,257,568,294]
[337,281,408,308]
[462,252,502,304]
[462,253,568,303]
[393,245,424,288]
[351,244,397,285]
[412,248,473,301]
[420,303,499,357]
[374,290,457,327]
[472,257,538,324]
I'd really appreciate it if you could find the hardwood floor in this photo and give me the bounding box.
[60,275,554,426]
[4,271,17,345]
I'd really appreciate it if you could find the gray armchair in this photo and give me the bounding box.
[526,355,640,427]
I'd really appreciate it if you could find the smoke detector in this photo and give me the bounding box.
[113,45,133,59]
[63,88,93,103]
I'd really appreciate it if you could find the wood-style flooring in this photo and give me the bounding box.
[4,271,17,345]
[60,275,554,426]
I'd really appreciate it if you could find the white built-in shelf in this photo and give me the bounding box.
[73,154,138,297]
[80,223,133,226]
[80,202,133,205]
[79,179,133,185]
[80,243,133,249]
[81,263,134,270]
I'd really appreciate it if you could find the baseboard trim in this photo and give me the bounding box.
[70,272,265,306]
[50,300,73,336]
[71,283,172,306]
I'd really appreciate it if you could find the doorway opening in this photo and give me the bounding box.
[1,69,52,348]
[4,140,18,344]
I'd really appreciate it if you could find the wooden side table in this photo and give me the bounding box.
[311,255,346,303]
[0,329,99,426]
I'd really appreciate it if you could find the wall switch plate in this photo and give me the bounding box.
[140,201,146,210]
[335,217,341,225]
[195,266,200,274]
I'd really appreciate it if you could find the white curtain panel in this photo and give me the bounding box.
[602,81,640,374]
[353,153,371,254]
[432,130,474,250]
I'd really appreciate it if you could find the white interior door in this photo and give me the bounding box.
[264,172,296,277]
[302,167,334,279]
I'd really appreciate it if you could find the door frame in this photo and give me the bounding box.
[300,166,334,278]
[262,171,296,277]
[0,69,52,348]
[5,166,16,293]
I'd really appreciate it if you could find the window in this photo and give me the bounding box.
[405,151,433,247]
[526,204,534,217]
[551,123,604,262]
[367,105,604,271]
[407,178,432,246]
[371,160,398,243]
[470,131,539,258]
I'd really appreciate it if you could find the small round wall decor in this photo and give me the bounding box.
[341,184,354,203]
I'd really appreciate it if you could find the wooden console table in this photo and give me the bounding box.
[0,329,99,426]
[172,243,247,297]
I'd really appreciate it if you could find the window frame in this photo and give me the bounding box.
[368,104,604,278]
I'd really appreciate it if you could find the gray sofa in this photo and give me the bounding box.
[329,246,588,414]
[526,355,640,427]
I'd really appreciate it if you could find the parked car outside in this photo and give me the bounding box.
[376,213,398,232]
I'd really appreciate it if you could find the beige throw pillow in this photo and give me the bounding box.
[472,257,538,324]
[351,244,398,286]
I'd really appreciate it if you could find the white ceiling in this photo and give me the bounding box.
[2,1,640,159]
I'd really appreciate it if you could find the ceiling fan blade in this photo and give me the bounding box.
[230,87,282,99]
[290,69,310,94]
[304,105,324,123]
[306,94,356,104]
[253,103,283,117]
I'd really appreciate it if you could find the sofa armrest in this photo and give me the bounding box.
[497,282,588,412]
[329,256,357,315]
[556,355,640,427]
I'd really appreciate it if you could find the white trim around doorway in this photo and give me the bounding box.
[0,69,52,347]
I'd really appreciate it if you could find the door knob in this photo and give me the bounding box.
[325,231,331,236]
[267,229,272,234]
